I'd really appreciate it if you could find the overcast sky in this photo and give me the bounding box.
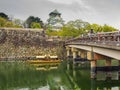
[0,0,120,29]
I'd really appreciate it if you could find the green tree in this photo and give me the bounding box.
[0,17,22,28]
[31,22,41,28]
[46,19,117,37]
[85,24,117,33]
[0,12,8,20]
[46,19,90,37]
[25,16,43,28]
[89,24,103,32]
[13,18,23,27]
[60,26,79,37]
[5,21,14,27]
[0,17,6,27]
[66,19,89,30]
[102,24,116,32]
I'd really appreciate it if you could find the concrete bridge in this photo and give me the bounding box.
[65,31,120,79]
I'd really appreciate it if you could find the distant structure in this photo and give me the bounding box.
[47,9,64,31]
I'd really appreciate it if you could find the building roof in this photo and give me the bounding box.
[49,9,61,15]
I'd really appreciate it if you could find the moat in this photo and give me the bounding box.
[0,61,120,90]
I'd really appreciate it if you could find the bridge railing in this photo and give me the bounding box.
[65,31,120,46]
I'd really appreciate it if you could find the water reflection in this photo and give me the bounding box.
[0,61,120,90]
[67,61,120,90]
[91,79,120,90]
[14,85,50,90]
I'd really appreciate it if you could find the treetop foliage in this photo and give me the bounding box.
[0,12,117,37]
[0,12,8,20]
[31,22,41,29]
[46,19,117,37]
[0,17,22,28]
[25,16,43,28]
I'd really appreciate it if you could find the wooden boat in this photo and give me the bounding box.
[27,55,62,64]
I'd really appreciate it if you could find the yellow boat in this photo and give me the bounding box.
[27,55,62,64]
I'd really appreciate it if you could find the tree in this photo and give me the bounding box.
[84,24,117,33]
[46,19,90,37]
[0,17,6,27]
[0,17,22,28]
[66,19,90,30]
[0,12,8,20]
[31,22,41,28]
[89,24,103,32]
[25,16,43,28]
[5,21,14,27]
[59,26,80,37]
[13,18,23,27]
[102,24,116,32]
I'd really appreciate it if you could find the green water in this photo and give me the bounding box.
[0,61,120,90]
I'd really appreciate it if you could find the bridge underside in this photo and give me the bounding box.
[68,45,120,60]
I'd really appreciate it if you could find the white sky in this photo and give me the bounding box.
[0,0,120,29]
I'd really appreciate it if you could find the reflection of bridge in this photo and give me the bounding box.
[91,80,120,90]
[65,31,120,79]
[66,68,120,90]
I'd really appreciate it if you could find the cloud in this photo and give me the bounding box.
[47,0,75,5]
[0,0,120,29]
[83,0,120,28]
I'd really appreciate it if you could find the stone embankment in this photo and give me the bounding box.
[0,28,65,60]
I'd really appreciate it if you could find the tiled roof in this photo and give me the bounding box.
[49,9,61,15]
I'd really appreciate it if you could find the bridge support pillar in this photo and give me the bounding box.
[71,48,77,58]
[78,50,81,58]
[72,51,77,65]
[81,51,85,59]
[105,59,112,80]
[66,47,71,59]
[73,51,77,59]
[78,51,81,57]
[91,60,97,79]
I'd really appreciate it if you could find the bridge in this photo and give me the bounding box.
[65,31,120,79]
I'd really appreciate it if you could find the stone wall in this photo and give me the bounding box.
[0,28,65,60]
[0,28,46,46]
